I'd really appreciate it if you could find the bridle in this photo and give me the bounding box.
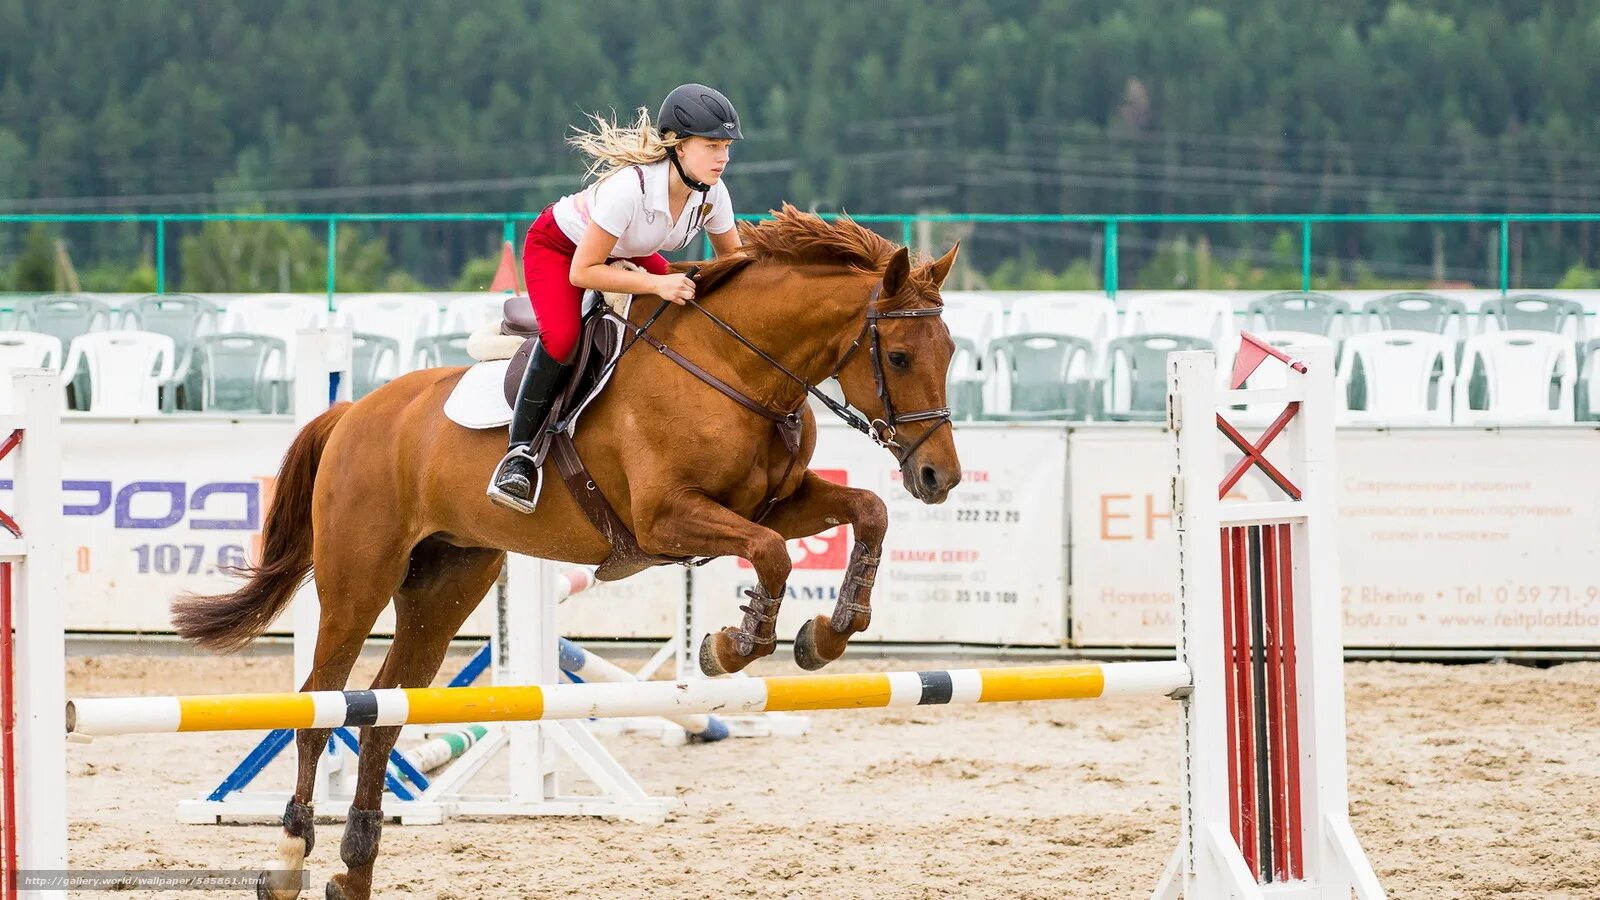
[600,278,952,513]
[620,281,952,462]
[814,283,952,463]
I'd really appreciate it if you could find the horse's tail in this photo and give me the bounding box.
[171,402,352,653]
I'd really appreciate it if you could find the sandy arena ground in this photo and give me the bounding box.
[61,649,1600,899]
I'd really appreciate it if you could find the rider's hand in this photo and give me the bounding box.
[654,273,696,304]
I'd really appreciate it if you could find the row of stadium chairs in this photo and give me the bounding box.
[942,290,1592,361]
[8,322,1588,422]
[0,293,502,412]
[955,328,1600,425]
[2,290,1596,421]
[0,329,480,415]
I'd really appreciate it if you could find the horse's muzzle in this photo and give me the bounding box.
[904,459,960,504]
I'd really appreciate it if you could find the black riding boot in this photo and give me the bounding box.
[487,342,573,512]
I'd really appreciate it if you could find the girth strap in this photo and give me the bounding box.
[547,431,689,577]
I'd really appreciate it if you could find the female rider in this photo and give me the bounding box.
[489,83,744,512]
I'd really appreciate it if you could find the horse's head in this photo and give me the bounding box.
[833,242,963,504]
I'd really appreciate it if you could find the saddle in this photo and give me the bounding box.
[490,291,693,581]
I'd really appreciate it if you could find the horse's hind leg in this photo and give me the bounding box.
[755,471,888,670]
[635,492,794,676]
[325,541,503,900]
[258,537,411,900]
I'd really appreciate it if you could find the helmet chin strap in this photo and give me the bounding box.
[666,146,712,193]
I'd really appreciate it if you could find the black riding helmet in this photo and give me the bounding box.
[657,83,743,141]
[658,83,741,193]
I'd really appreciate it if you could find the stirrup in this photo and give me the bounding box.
[486,447,544,514]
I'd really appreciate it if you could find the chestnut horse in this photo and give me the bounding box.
[170,206,962,900]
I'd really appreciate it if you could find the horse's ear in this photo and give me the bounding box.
[929,240,960,287]
[882,246,912,296]
[673,255,754,296]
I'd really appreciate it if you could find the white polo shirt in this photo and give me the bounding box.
[552,159,734,257]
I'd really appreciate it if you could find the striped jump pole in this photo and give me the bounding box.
[66,662,1190,737]
[392,725,489,784]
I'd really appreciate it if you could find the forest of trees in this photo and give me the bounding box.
[4,0,1600,291]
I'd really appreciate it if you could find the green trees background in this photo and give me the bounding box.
[3,1,1599,290]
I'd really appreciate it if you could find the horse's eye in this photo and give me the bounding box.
[888,351,910,369]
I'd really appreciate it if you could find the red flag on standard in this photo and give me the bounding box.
[1230,332,1307,388]
[1230,334,1273,388]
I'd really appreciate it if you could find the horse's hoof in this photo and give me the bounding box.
[698,632,730,677]
[255,873,283,900]
[324,875,363,900]
[793,618,833,671]
[258,869,303,900]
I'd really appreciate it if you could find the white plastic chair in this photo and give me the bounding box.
[939,292,1004,357]
[938,293,1004,419]
[443,294,511,334]
[0,332,63,372]
[0,332,64,413]
[1581,339,1600,421]
[1008,292,1116,341]
[1453,331,1576,424]
[1007,292,1117,361]
[994,292,1116,412]
[1124,291,1238,372]
[1478,294,1586,342]
[1124,292,1236,341]
[1335,330,1456,425]
[62,331,176,414]
[334,295,443,373]
[219,295,327,367]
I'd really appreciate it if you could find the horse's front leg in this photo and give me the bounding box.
[755,471,888,670]
[636,492,793,676]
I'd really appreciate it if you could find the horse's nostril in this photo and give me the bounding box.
[920,465,939,493]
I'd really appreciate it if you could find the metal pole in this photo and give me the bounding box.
[1105,219,1119,299]
[155,217,166,294]
[1301,219,1312,293]
[1498,217,1509,294]
[326,219,338,309]
[901,217,914,249]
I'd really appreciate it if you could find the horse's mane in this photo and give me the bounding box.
[691,203,934,308]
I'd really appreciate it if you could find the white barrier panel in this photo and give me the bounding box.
[556,565,684,640]
[1070,426,1600,647]
[690,422,1070,647]
[1333,430,1600,647]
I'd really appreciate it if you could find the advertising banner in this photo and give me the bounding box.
[0,419,298,633]
[688,422,1069,648]
[1068,428,1600,647]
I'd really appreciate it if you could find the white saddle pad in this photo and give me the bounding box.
[444,360,514,429]
[444,267,640,431]
[443,308,630,431]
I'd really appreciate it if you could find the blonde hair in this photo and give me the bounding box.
[567,107,686,181]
